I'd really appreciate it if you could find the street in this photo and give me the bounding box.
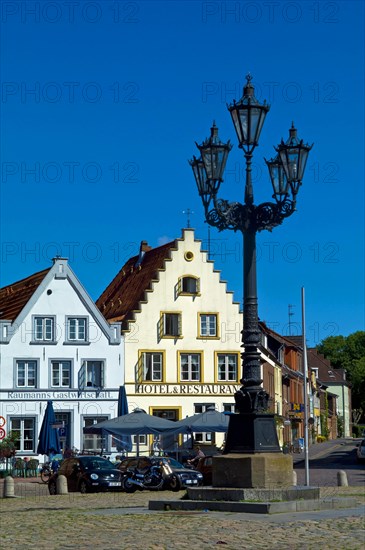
[294,438,365,488]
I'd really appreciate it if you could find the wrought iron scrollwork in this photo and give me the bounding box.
[205,196,296,233]
[254,198,296,231]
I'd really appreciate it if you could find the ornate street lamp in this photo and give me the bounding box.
[190,74,313,459]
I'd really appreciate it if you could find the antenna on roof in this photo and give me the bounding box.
[182,208,194,228]
[288,304,295,336]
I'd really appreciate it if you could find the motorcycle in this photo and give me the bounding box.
[121,459,181,493]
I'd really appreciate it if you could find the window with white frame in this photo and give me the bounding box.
[67,317,87,342]
[141,352,163,381]
[133,434,147,445]
[180,353,201,381]
[16,360,37,387]
[10,417,36,452]
[193,403,215,443]
[83,416,108,451]
[217,353,238,381]
[199,314,218,337]
[223,403,236,413]
[161,312,181,338]
[51,361,71,387]
[34,316,55,342]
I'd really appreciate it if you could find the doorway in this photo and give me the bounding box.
[152,408,179,454]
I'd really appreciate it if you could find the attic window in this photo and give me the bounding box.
[184,251,194,262]
[328,370,336,378]
[178,275,200,296]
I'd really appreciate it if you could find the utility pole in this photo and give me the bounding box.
[301,287,310,486]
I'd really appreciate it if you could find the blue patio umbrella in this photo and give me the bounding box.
[169,408,230,434]
[37,400,61,456]
[116,386,132,453]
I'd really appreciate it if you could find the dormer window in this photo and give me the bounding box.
[178,275,200,296]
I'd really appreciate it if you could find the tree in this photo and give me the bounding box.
[318,331,365,414]
[0,431,18,473]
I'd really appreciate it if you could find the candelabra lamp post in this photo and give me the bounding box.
[190,75,312,488]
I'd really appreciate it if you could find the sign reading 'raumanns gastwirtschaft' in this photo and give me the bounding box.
[5,390,117,400]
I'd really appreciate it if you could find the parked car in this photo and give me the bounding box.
[48,456,123,494]
[118,456,203,489]
[356,439,365,462]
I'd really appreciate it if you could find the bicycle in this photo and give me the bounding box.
[40,461,53,483]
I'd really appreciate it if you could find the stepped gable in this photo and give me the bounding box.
[0,267,50,321]
[96,239,177,323]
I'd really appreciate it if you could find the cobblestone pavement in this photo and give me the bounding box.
[1,440,364,550]
[0,481,364,550]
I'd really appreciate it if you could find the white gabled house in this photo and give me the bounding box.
[0,257,124,460]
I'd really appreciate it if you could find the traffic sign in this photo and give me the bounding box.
[59,427,67,438]
[0,427,6,440]
[0,416,6,428]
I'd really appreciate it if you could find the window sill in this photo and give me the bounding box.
[63,341,90,346]
[139,380,164,384]
[30,341,57,345]
[161,335,183,339]
[197,336,220,340]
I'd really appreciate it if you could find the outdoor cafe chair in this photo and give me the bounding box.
[26,459,39,477]
[12,458,26,478]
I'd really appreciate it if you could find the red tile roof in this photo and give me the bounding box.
[0,268,50,321]
[260,322,302,349]
[307,348,348,385]
[96,240,177,324]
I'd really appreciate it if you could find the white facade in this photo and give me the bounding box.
[0,258,124,461]
[121,229,243,453]
[328,384,352,438]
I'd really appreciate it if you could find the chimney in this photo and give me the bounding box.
[135,241,152,267]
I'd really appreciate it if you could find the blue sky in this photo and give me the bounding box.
[1,0,364,347]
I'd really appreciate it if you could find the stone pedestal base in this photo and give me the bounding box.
[212,453,293,489]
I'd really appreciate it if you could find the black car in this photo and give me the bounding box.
[118,456,203,489]
[48,456,123,494]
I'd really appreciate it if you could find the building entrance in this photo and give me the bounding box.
[152,408,179,454]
